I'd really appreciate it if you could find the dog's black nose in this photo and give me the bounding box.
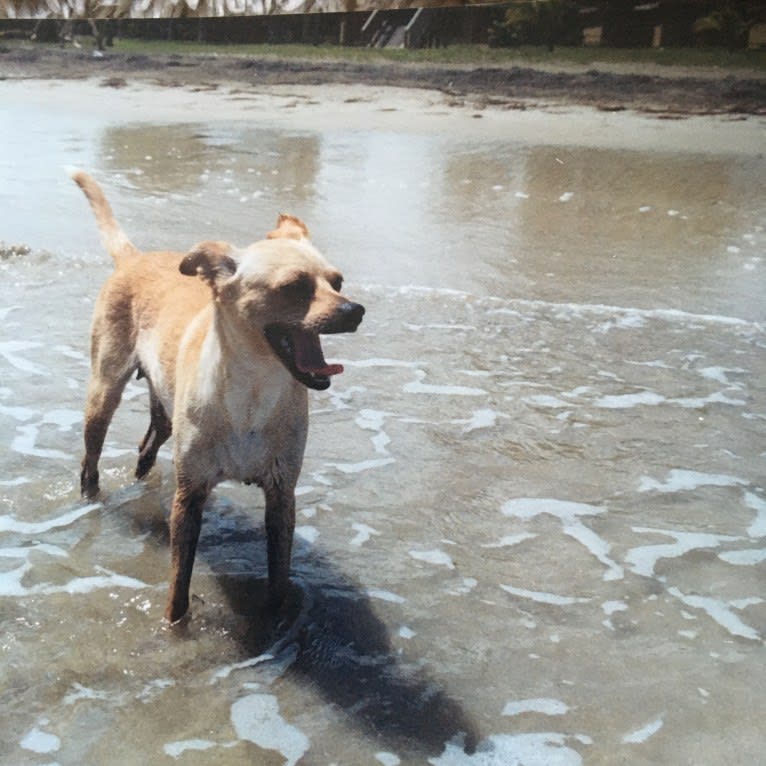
[329,301,364,333]
[340,301,365,327]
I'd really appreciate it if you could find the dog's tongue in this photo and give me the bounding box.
[293,331,344,377]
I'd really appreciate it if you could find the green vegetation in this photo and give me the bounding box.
[108,38,766,72]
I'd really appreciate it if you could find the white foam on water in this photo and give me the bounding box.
[494,297,761,331]
[481,533,538,549]
[745,492,766,538]
[501,499,603,521]
[502,698,569,717]
[376,753,401,766]
[327,457,395,474]
[20,727,61,754]
[524,395,571,409]
[53,344,88,363]
[458,408,501,432]
[698,366,744,386]
[0,340,50,376]
[602,600,628,616]
[673,391,746,408]
[594,391,665,409]
[390,284,469,299]
[0,544,146,598]
[719,548,766,566]
[355,409,392,454]
[404,370,487,397]
[11,423,72,460]
[500,584,590,607]
[0,476,31,487]
[561,521,624,581]
[622,716,664,744]
[638,469,748,493]
[398,626,416,639]
[370,431,391,455]
[559,192,574,202]
[164,739,216,758]
[355,409,391,431]
[595,312,648,333]
[295,526,319,545]
[135,678,175,703]
[0,305,21,322]
[230,693,309,766]
[409,548,455,569]
[42,409,82,431]
[349,523,379,547]
[340,357,420,369]
[667,587,760,641]
[63,683,120,706]
[501,498,621,579]
[0,403,38,421]
[429,733,582,766]
[37,571,147,596]
[626,359,673,369]
[210,653,275,683]
[626,528,739,578]
[366,589,406,604]
[0,503,100,534]
[730,597,765,610]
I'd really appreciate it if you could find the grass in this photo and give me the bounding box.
[2,33,763,72]
[108,38,766,72]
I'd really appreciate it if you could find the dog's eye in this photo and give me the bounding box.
[280,274,315,301]
[329,274,343,292]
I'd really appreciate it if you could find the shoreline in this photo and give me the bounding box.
[2,74,764,158]
[1,42,765,117]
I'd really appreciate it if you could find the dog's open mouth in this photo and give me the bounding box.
[264,324,344,391]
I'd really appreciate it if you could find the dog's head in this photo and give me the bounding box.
[179,215,364,391]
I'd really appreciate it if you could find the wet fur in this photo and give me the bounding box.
[72,170,364,623]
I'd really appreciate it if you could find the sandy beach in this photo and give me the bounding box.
[2,40,765,115]
[2,70,765,159]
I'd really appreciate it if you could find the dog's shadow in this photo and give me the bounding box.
[126,485,479,759]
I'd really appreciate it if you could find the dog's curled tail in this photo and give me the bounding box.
[69,168,140,263]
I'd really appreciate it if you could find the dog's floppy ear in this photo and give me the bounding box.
[180,241,237,293]
[266,214,310,241]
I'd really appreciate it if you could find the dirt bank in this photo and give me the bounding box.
[1,42,765,117]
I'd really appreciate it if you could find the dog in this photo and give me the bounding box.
[72,170,364,623]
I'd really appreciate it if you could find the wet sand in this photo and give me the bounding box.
[1,40,765,117]
[1,69,765,161]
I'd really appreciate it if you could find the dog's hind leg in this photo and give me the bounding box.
[81,312,137,497]
[166,483,210,623]
[136,388,172,480]
[81,367,135,497]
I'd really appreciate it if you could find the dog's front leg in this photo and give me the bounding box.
[166,483,209,623]
[264,483,296,610]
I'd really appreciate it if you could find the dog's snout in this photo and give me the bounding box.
[324,301,365,334]
[340,301,365,327]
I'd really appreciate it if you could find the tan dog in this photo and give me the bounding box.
[72,171,364,623]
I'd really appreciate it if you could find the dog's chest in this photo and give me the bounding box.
[211,384,304,485]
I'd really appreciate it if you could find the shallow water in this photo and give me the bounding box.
[1,82,765,765]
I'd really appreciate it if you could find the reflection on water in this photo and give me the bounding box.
[1,94,765,765]
[100,125,320,201]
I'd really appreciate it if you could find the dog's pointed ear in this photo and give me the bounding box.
[180,241,237,293]
[266,214,310,241]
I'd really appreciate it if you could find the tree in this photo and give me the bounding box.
[489,0,581,51]
[693,3,750,52]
